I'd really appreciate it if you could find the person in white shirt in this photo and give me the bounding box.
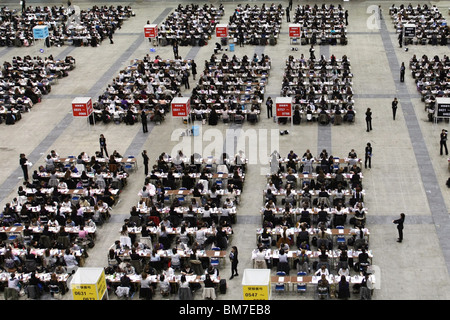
[315,264,330,277]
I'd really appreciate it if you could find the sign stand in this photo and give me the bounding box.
[171,97,191,135]
[434,97,450,124]
[72,97,94,131]
[275,97,293,127]
[144,24,158,46]
[71,268,108,300]
[242,269,271,300]
[32,25,49,48]
[289,24,301,45]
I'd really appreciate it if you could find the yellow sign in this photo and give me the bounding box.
[72,284,98,300]
[243,285,270,300]
[71,270,107,300]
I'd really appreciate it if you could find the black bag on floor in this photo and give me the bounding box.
[219,279,227,294]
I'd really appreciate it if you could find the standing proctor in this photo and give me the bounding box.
[20,153,29,182]
[365,108,372,132]
[142,150,149,176]
[99,134,108,157]
[286,6,290,22]
[364,142,372,169]
[400,62,405,82]
[392,97,398,120]
[266,96,273,118]
[440,129,448,156]
[190,60,197,80]
[398,31,403,48]
[393,213,405,243]
[229,246,239,280]
[141,110,148,133]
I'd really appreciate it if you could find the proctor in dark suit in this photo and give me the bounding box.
[393,213,405,242]
[141,110,148,133]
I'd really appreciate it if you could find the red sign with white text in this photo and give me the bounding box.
[172,98,190,117]
[276,103,292,117]
[72,98,93,117]
[144,24,158,38]
[216,25,228,38]
[289,25,301,38]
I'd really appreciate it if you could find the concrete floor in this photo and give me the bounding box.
[1,0,449,301]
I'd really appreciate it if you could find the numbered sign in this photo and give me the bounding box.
[171,97,191,117]
[144,24,158,38]
[289,24,301,38]
[275,97,292,117]
[72,97,93,117]
[215,24,228,38]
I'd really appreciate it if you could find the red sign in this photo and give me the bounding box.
[144,24,158,38]
[172,98,190,117]
[289,25,301,38]
[72,97,93,117]
[276,103,292,117]
[215,24,228,38]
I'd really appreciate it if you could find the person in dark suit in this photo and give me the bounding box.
[400,62,405,82]
[99,134,108,157]
[229,246,238,279]
[440,129,448,156]
[141,110,148,133]
[20,153,29,182]
[393,213,405,242]
[142,150,149,176]
[364,142,372,169]
[392,97,398,120]
[365,108,372,132]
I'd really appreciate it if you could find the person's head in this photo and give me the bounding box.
[400,213,405,219]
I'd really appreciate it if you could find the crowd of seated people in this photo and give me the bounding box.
[409,54,449,120]
[293,3,348,45]
[189,53,271,124]
[157,3,224,47]
[0,55,76,125]
[103,151,247,299]
[91,55,192,125]
[0,5,134,48]
[255,148,373,299]
[390,3,449,46]
[227,3,284,46]
[280,53,355,125]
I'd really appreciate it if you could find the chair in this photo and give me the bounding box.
[115,286,130,299]
[202,287,216,300]
[179,287,193,300]
[39,235,52,248]
[275,271,287,293]
[6,223,22,244]
[163,187,171,203]
[129,215,141,227]
[177,187,187,203]
[24,259,38,272]
[4,287,19,300]
[336,225,346,245]
[124,163,134,173]
[48,284,61,299]
[57,235,71,249]
[210,246,221,269]
[296,272,307,293]
[26,285,40,299]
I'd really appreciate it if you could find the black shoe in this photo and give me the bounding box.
[229,276,234,280]
[397,239,402,242]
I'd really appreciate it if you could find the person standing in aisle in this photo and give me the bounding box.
[365,108,372,132]
[393,213,405,243]
[266,96,273,118]
[142,150,149,176]
[289,0,293,10]
[99,134,108,157]
[364,142,372,169]
[440,129,448,156]
[190,60,197,80]
[392,97,398,120]
[398,31,403,48]
[286,6,290,22]
[400,62,405,82]
[229,246,239,279]
[141,110,148,133]
[20,153,29,182]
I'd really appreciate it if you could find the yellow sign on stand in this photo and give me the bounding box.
[71,268,108,300]
[242,269,271,300]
